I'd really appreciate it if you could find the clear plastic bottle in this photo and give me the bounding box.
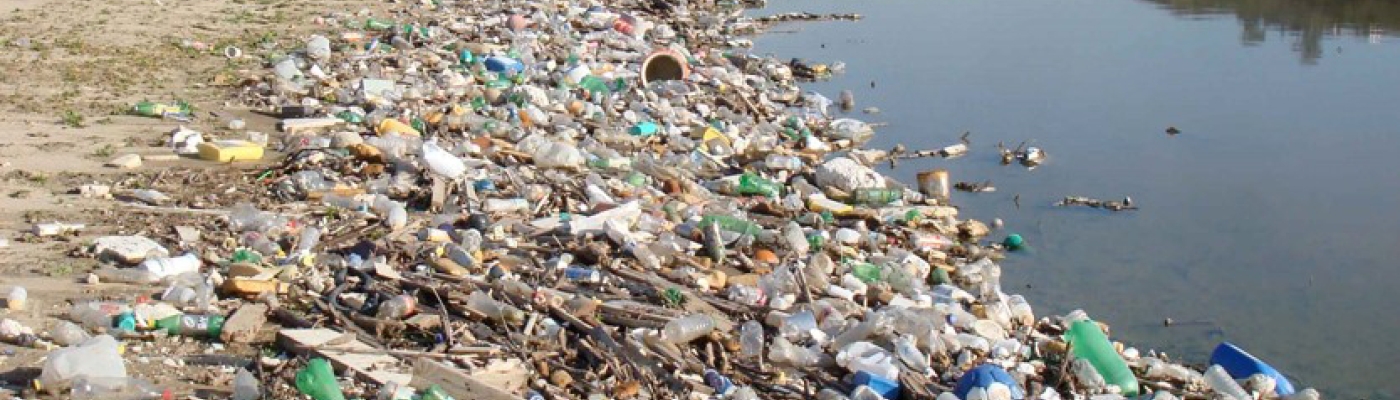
[94,267,160,285]
[661,314,716,344]
[1007,294,1035,327]
[51,320,92,346]
[421,140,466,179]
[739,320,764,359]
[70,376,167,400]
[69,302,129,329]
[466,291,524,324]
[1071,358,1107,392]
[1204,365,1251,400]
[376,295,417,319]
[782,222,810,255]
[483,198,530,213]
[894,335,933,376]
[768,336,819,367]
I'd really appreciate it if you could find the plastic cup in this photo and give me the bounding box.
[7,287,26,311]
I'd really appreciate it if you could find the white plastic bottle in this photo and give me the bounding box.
[661,314,716,344]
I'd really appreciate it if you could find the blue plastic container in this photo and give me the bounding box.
[853,371,900,400]
[955,364,1025,400]
[1210,342,1296,396]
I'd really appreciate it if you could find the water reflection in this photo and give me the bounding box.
[1146,0,1398,62]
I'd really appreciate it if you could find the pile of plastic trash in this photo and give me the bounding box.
[5,0,1326,398]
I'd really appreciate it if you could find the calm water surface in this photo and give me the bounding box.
[750,0,1400,398]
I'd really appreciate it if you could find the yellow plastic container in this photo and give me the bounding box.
[376,118,421,137]
[197,140,264,162]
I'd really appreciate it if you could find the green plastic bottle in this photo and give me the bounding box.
[737,173,781,198]
[132,101,191,118]
[850,188,902,206]
[365,18,393,30]
[851,262,883,283]
[699,215,760,237]
[1064,320,1139,396]
[154,314,225,337]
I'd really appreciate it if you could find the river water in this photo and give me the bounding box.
[750,0,1400,398]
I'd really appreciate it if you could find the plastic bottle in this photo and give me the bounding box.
[131,101,191,119]
[70,376,168,400]
[737,172,781,198]
[832,312,888,350]
[782,222,810,255]
[128,189,171,205]
[1142,358,1202,383]
[466,291,524,324]
[153,314,225,337]
[849,188,902,206]
[704,369,734,396]
[626,242,663,270]
[894,335,933,376]
[1071,358,1106,391]
[294,227,322,256]
[778,310,818,340]
[699,214,762,237]
[421,141,466,179]
[837,342,900,380]
[94,267,161,285]
[851,263,882,283]
[740,320,764,359]
[483,198,530,213]
[768,336,819,367]
[69,302,129,330]
[1006,295,1034,327]
[1063,320,1139,396]
[376,295,417,319]
[139,253,201,279]
[765,154,805,171]
[51,320,92,346]
[563,267,603,284]
[661,314,716,344]
[1204,365,1250,400]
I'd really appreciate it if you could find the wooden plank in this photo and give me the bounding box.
[280,117,344,134]
[410,358,522,400]
[219,303,268,343]
[278,328,412,386]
